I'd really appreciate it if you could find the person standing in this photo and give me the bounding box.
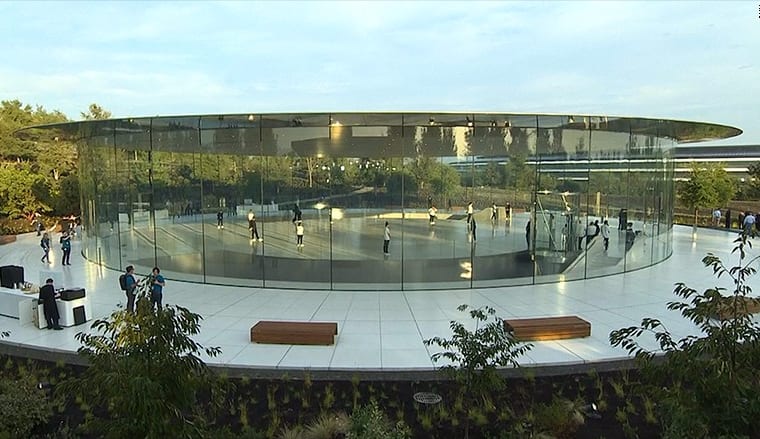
[383,221,391,255]
[428,206,437,225]
[60,231,72,266]
[248,210,261,241]
[34,212,43,236]
[217,210,224,229]
[625,222,636,251]
[150,267,165,311]
[505,202,512,224]
[525,219,531,248]
[470,218,477,242]
[491,202,498,224]
[40,232,51,263]
[743,212,755,238]
[466,202,474,226]
[293,204,302,223]
[296,220,304,247]
[585,221,597,248]
[576,219,586,250]
[38,278,62,330]
[601,220,610,251]
[548,213,556,250]
[712,208,722,227]
[124,265,137,313]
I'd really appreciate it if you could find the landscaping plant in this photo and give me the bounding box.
[424,304,532,439]
[610,234,760,438]
[0,367,52,437]
[57,286,225,438]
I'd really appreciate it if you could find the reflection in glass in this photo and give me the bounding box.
[21,113,738,290]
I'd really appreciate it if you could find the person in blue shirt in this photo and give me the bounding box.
[60,231,72,266]
[150,266,166,311]
[124,265,137,313]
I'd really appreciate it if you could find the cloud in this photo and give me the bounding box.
[0,1,757,144]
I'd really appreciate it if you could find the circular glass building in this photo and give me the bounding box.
[21,113,741,290]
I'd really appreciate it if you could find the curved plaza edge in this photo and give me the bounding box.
[0,225,754,380]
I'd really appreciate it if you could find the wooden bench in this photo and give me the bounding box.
[250,321,338,345]
[717,296,760,320]
[504,316,591,341]
[0,236,16,245]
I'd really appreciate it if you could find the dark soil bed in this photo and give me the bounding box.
[1,355,661,438]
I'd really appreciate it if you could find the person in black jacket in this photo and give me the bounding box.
[38,278,62,330]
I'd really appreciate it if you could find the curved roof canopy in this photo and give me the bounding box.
[16,112,742,158]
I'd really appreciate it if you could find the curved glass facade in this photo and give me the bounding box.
[22,113,742,290]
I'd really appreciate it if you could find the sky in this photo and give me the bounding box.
[0,1,758,146]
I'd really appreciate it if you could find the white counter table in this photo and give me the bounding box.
[0,286,91,328]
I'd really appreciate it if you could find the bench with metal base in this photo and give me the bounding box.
[504,316,591,341]
[250,321,338,345]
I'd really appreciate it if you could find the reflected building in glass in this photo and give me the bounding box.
[21,113,741,290]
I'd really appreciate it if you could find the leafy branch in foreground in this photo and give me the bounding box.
[424,304,532,439]
[609,234,760,438]
[58,294,225,438]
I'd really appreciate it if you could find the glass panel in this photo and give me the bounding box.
[473,117,537,288]
[256,115,332,289]
[402,121,471,290]
[150,117,205,284]
[585,121,631,278]
[534,117,590,283]
[110,119,155,278]
[327,115,403,290]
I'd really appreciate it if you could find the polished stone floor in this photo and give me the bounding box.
[88,210,666,289]
[0,225,756,371]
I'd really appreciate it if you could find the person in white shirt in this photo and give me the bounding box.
[601,220,610,251]
[585,222,597,248]
[712,208,722,227]
[383,222,391,255]
[576,219,586,250]
[428,206,437,225]
[295,221,304,247]
[466,202,474,227]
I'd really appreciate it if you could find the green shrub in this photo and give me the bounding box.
[610,234,760,438]
[0,370,52,437]
[0,216,34,235]
[347,402,411,439]
[304,413,350,439]
[532,398,585,439]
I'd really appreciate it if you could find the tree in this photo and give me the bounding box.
[741,162,760,199]
[430,164,460,201]
[677,162,735,227]
[386,170,417,196]
[80,103,112,120]
[610,235,760,438]
[504,154,536,192]
[424,305,532,439]
[58,287,224,438]
[0,164,51,216]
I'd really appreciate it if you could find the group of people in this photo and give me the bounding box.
[40,230,72,265]
[574,218,613,251]
[525,217,612,252]
[712,208,760,238]
[120,266,166,313]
